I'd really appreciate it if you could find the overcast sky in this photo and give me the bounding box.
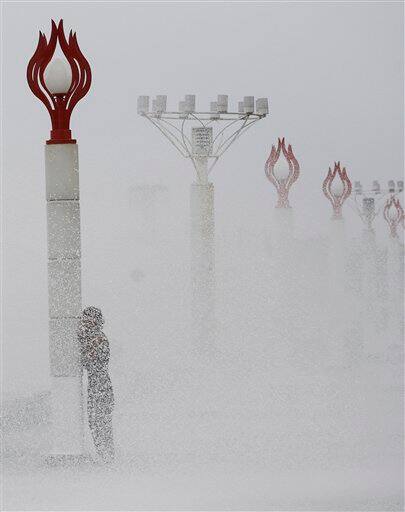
[2,1,404,395]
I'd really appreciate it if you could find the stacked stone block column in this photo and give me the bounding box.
[46,143,83,455]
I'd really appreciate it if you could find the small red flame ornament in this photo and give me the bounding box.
[265,138,300,208]
[322,162,352,219]
[383,196,403,238]
[27,19,91,144]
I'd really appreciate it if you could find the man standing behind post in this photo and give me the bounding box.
[78,307,115,463]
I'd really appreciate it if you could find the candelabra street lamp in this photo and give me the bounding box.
[138,94,268,345]
[351,179,403,233]
[138,94,268,181]
[27,19,91,461]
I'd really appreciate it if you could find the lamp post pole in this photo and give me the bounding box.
[383,196,404,347]
[190,158,215,346]
[138,94,268,346]
[27,19,91,460]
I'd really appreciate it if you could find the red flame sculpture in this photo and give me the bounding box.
[27,19,91,144]
[322,162,352,219]
[383,196,403,238]
[265,138,300,208]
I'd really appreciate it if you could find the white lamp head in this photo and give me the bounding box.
[210,102,219,119]
[155,95,167,112]
[354,181,362,195]
[273,156,290,181]
[243,96,254,114]
[372,180,381,194]
[256,98,269,115]
[217,95,228,113]
[137,95,150,114]
[330,178,345,197]
[44,57,72,94]
[179,100,186,118]
[185,95,196,113]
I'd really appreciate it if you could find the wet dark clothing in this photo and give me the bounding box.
[78,326,115,463]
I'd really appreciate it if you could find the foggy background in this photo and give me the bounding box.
[3,0,403,395]
[2,1,404,510]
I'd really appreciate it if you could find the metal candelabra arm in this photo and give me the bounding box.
[140,110,266,179]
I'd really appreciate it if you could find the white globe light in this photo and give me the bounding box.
[44,58,72,94]
[273,157,290,181]
[330,179,345,197]
[388,204,398,221]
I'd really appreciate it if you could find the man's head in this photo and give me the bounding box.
[81,306,104,328]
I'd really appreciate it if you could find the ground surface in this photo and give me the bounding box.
[3,459,402,511]
[3,354,404,511]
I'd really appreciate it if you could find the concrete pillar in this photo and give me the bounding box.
[328,219,346,293]
[323,220,345,364]
[270,208,295,290]
[327,219,363,366]
[387,239,404,347]
[45,143,84,456]
[267,208,296,361]
[190,182,215,346]
[273,207,294,243]
[360,229,380,355]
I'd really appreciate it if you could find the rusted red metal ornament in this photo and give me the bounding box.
[264,137,300,208]
[322,162,352,219]
[27,19,92,144]
[383,196,403,238]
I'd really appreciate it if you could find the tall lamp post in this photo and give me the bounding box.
[264,137,300,246]
[349,180,403,354]
[263,138,300,361]
[322,161,352,284]
[351,179,403,233]
[383,196,404,347]
[138,94,268,345]
[27,19,91,461]
[322,163,354,360]
[350,179,403,283]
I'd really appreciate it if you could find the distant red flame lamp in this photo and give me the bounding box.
[322,162,352,219]
[383,196,404,238]
[27,19,92,144]
[265,138,300,208]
